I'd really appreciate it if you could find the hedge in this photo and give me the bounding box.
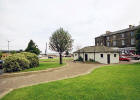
[3,55,30,72]
[3,52,39,72]
[20,52,39,68]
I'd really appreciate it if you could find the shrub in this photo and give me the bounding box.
[78,56,83,61]
[75,56,83,61]
[3,52,39,72]
[3,55,30,72]
[20,52,39,68]
[0,51,2,60]
[89,59,95,62]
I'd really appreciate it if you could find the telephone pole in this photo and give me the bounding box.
[8,40,11,53]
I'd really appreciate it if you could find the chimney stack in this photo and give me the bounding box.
[106,31,111,34]
[129,25,135,29]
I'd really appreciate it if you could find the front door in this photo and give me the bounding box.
[85,54,88,61]
[107,54,110,64]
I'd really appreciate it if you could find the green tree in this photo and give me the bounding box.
[135,29,140,54]
[10,50,17,54]
[25,40,40,55]
[0,51,2,60]
[49,28,73,64]
[19,49,23,52]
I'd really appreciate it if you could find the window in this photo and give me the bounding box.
[100,54,103,58]
[107,42,110,47]
[113,35,116,39]
[75,54,77,56]
[113,41,116,46]
[114,54,117,57]
[130,32,134,36]
[121,34,124,38]
[122,40,125,46]
[107,37,110,40]
[131,38,135,45]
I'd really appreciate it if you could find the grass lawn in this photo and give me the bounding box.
[1,63,140,100]
[39,57,73,62]
[21,62,65,72]
[21,57,71,72]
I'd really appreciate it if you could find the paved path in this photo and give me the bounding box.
[0,61,102,98]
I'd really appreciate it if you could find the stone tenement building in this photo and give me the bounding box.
[95,25,140,53]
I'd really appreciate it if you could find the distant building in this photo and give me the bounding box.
[95,25,140,54]
[73,46,119,64]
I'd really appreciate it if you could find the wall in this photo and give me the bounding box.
[94,53,119,64]
[95,29,137,48]
[73,53,84,60]
[74,52,119,64]
[73,53,78,60]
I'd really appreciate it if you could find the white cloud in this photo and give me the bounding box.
[0,0,140,53]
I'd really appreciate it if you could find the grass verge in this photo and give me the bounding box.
[21,62,65,72]
[21,58,70,72]
[1,63,140,100]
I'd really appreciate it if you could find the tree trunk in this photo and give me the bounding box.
[59,53,63,64]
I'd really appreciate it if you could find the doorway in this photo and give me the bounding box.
[107,54,110,64]
[85,54,88,61]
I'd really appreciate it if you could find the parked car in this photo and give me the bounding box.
[121,54,133,57]
[119,56,130,61]
[48,56,53,59]
[133,55,140,60]
[121,54,140,60]
[0,60,4,69]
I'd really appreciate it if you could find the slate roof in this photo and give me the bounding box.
[97,25,140,37]
[73,46,119,53]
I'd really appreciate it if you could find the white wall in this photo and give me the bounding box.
[74,52,119,64]
[95,53,119,64]
[73,53,84,60]
[73,53,78,60]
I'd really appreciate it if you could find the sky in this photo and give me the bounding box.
[0,0,140,53]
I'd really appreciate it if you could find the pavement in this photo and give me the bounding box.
[0,61,102,98]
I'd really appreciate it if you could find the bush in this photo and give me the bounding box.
[78,56,83,61]
[0,51,2,60]
[89,59,95,62]
[20,52,39,68]
[3,52,39,72]
[75,56,83,61]
[3,55,30,72]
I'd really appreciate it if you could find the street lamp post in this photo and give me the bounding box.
[8,41,11,54]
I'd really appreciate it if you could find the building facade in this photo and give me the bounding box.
[95,25,140,54]
[73,46,119,64]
